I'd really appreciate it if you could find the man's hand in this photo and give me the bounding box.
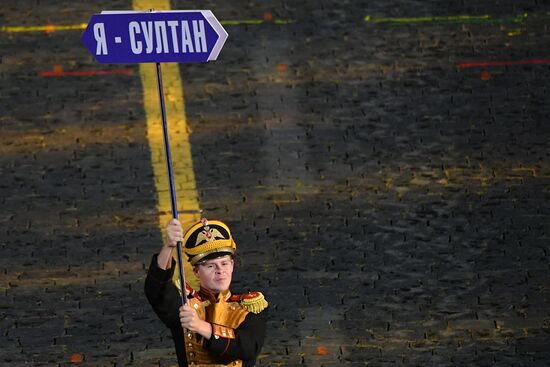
[179,304,212,339]
[165,218,183,248]
[157,219,183,270]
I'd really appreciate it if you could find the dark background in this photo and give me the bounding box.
[1,1,549,366]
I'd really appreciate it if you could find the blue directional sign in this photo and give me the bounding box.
[81,10,228,64]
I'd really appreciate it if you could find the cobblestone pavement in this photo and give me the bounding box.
[1,1,549,366]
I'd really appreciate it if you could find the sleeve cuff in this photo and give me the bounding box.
[148,254,176,283]
[212,324,236,339]
[204,324,235,355]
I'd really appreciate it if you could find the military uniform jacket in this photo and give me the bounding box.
[145,255,268,367]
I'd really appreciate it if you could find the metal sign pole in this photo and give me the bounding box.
[155,61,187,306]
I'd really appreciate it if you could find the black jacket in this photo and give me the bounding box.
[144,255,267,366]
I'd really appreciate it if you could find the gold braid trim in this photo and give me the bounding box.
[241,292,268,314]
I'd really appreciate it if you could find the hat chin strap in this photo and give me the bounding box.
[189,246,236,265]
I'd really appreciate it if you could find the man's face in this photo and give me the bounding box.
[193,255,234,294]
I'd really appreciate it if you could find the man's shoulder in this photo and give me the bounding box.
[229,291,268,314]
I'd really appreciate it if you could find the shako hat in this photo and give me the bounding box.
[183,218,236,265]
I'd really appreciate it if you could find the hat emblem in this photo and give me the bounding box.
[196,227,225,245]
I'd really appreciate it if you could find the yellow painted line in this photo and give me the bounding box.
[1,23,87,33]
[133,0,200,289]
[1,19,293,33]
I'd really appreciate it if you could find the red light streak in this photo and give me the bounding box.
[39,65,134,77]
[457,58,550,69]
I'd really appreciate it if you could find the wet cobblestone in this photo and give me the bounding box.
[1,0,550,366]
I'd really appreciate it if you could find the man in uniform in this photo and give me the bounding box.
[145,217,268,367]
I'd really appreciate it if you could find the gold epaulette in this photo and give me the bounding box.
[230,292,268,314]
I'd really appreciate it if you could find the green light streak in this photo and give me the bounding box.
[221,19,264,25]
[364,13,533,25]
[220,19,295,26]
